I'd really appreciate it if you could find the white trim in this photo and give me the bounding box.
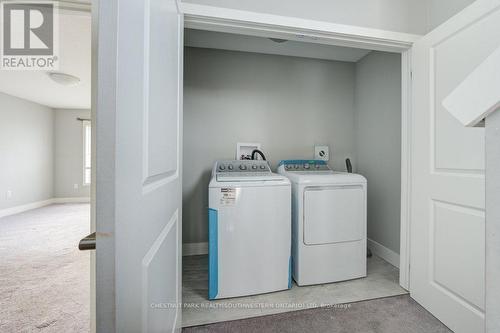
[0,199,54,219]
[442,45,500,127]
[183,242,208,256]
[180,3,420,53]
[90,0,98,331]
[186,239,405,267]
[399,49,412,291]
[53,197,91,204]
[83,120,92,186]
[0,197,91,219]
[368,238,401,269]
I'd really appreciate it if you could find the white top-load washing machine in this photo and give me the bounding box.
[208,160,291,299]
[277,160,367,286]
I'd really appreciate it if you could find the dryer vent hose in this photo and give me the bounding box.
[346,158,353,173]
[251,149,267,161]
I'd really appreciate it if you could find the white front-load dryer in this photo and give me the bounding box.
[277,160,367,286]
[208,160,291,299]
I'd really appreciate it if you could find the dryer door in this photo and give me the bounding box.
[303,185,364,245]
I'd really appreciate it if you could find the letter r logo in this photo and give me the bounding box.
[3,3,54,56]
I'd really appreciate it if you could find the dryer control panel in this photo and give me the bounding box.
[278,160,331,172]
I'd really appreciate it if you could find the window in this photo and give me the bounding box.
[83,121,91,185]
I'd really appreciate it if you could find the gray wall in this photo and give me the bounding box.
[183,47,356,244]
[427,0,476,32]
[0,92,54,209]
[354,51,401,254]
[0,94,91,211]
[54,109,91,198]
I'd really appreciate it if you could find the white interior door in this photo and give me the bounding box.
[410,1,500,332]
[95,0,183,332]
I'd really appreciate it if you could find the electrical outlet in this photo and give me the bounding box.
[6,190,12,199]
[314,145,329,161]
[74,183,79,190]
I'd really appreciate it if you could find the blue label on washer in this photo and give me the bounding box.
[208,208,218,300]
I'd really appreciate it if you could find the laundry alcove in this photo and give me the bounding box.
[180,28,406,327]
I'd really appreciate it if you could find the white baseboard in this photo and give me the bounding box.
[183,242,208,256]
[182,240,402,266]
[0,197,90,219]
[0,199,54,219]
[52,197,90,204]
[368,238,400,268]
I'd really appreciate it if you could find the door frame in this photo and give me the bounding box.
[179,1,416,290]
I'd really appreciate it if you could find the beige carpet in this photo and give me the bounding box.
[0,203,90,332]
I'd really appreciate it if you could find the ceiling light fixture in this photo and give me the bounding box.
[48,72,81,86]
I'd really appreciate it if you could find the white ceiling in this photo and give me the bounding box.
[185,29,372,62]
[0,10,91,109]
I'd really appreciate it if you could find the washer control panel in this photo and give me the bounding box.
[278,160,331,172]
[216,160,271,174]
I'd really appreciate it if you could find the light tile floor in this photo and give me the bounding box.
[182,254,408,327]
